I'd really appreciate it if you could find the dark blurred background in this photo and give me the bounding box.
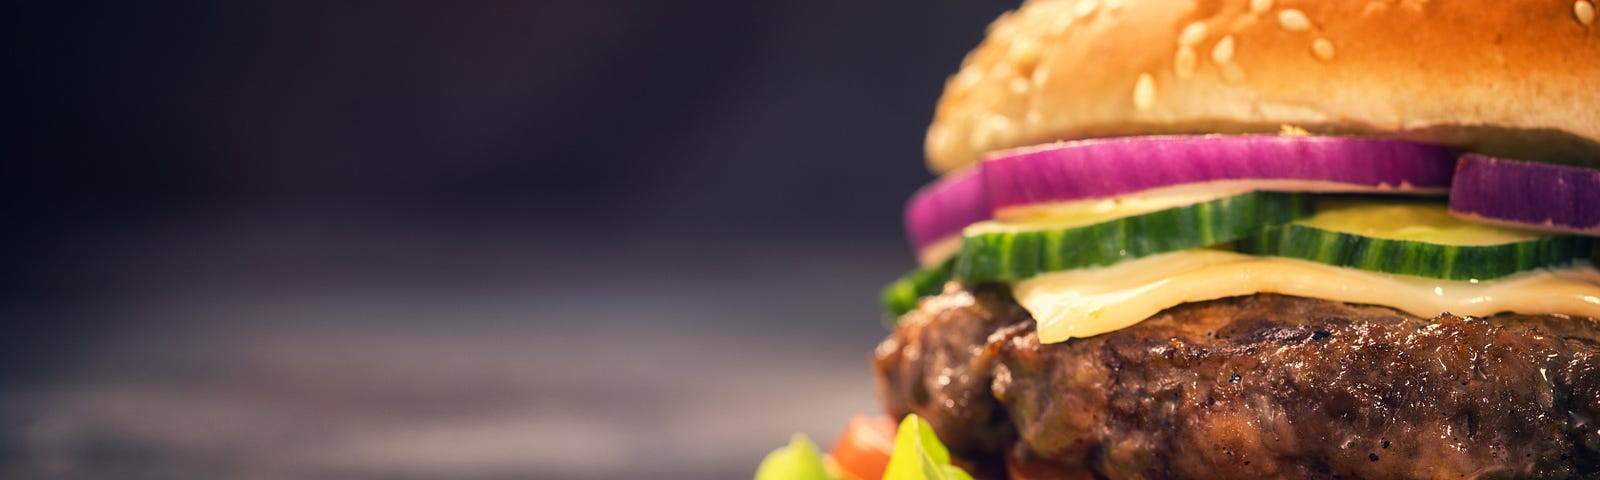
[6,1,1016,478]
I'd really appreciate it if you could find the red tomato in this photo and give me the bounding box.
[829,415,896,480]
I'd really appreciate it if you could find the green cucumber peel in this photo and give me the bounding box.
[882,260,954,317]
[1242,202,1595,280]
[955,191,1313,282]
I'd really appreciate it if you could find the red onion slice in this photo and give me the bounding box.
[1449,154,1600,236]
[983,135,1459,211]
[904,167,990,262]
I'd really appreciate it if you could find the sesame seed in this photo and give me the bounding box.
[1134,73,1157,111]
[1311,38,1336,60]
[969,115,1012,151]
[967,126,992,153]
[1074,0,1099,18]
[1009,77,1030,95]
[986,114,1013,138]
[1212,35,1236,65]
[1578,1,1597,26]
[1010,38,1041,67]
[1051,15,1075,35]
[989,17,1016,39]
[1179,22,1208,46]
[928,124,947,148]
[1222,63,1246,83]
[1175,45,1198,78]
[1250,0,1274,14]
[1278,9,1312,31]
[955,69,982,89]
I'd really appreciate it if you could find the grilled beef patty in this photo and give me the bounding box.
[874,285,1600,479]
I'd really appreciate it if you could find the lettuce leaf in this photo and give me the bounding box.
[882,414,973,480]
[755,414,971,480]
[755,434,837,480]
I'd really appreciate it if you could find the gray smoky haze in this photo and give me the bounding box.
[6,1,1019,479]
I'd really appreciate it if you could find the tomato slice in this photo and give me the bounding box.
[828,415,896,480]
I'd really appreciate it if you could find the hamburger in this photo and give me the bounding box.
[760,0,1600,478]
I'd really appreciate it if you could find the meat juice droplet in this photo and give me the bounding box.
[1570,409,1593,429]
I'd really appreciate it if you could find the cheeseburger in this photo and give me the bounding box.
[759,0,1600,478]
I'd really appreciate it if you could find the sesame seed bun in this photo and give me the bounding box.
[925,0,1600,173]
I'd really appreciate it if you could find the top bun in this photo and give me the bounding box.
[926,0,1600,173]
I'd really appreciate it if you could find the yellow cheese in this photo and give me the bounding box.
[916,236,962,267]
[1013,249,1600,343]
[989,191,1232,228]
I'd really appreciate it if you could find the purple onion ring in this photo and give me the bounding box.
[1449,154,1600,236]
[982,135,1459,211]
[904,167,991,256]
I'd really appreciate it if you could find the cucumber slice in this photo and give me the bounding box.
[882,259,953,316]
[1241,199,1594,280]
[954,191,1312,282]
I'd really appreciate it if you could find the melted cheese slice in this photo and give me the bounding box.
[917,235,963,267]
[1013,249,1600,343]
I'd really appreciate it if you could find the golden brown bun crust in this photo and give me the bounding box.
[926,0,1600,173]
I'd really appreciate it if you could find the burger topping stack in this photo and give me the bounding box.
[888,135,1600,343]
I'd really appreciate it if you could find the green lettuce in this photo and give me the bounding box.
[883,415,973,480]
[755,434,837,480]
[754,414,971,480]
